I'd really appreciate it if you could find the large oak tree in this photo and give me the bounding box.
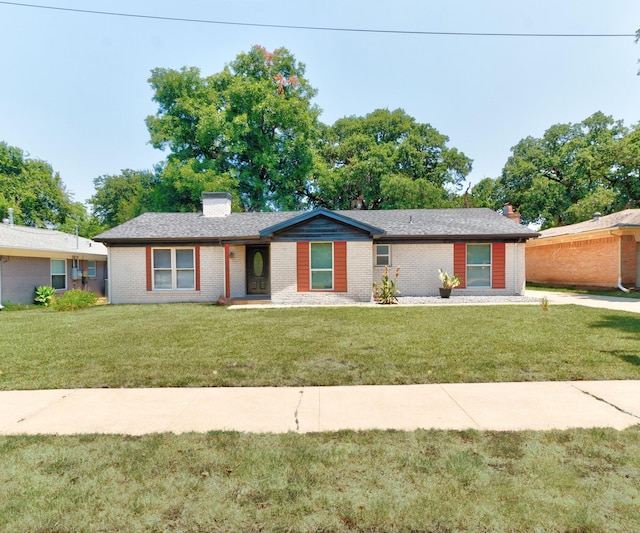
[313,109,472,210]
[490,112,639,227]
[146,46,321,212]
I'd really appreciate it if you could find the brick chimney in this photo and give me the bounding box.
[202,192,232,217]
[503,203,521,224]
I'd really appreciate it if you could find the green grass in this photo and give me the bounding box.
[527,283,640,299]
[2,303,639,531]
[1,303,639,390]
[1,427,639,532]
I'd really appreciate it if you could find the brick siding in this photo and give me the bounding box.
[109,246,224,304]
[373,242,524,297]
[526,233,639,288]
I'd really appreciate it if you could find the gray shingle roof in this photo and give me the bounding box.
[94,207,539,243]
[539,209,640,239]
[0,223,107,256]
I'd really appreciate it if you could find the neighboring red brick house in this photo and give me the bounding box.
[526,210,640,290]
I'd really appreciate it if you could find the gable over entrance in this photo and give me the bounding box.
[260,208,383,241]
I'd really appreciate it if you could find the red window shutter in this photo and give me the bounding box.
[492,243,506,288]
[334,241,347,292]
[146,246,152,291]
[297,242,310,292]
[195,246,201,291]
[453,243,466,288]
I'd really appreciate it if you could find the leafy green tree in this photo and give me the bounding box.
[0,141,73,227]
[313,109,472,209]
[462,178,505,209]
[498,112,635,228]
[146,45,321,211]
[57,202,106,239]
[152,160,242,213]
[89,169,156,228]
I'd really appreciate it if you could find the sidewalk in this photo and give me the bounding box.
[2,381,639,436]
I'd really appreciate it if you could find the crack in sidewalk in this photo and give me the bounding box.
[573,385,640,420]
[294,390,304,431]
[440,385,481,428]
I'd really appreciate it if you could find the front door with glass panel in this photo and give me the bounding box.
[246,245,270,295]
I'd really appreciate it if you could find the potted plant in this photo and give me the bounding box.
[438,269,461,298]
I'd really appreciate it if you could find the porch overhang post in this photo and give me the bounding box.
[224,243,231,299]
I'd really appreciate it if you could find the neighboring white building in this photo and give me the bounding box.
[0,220,107,306]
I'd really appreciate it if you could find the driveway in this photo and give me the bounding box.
[525,289,640,314]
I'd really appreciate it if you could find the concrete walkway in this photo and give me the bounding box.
[1,381,639,435]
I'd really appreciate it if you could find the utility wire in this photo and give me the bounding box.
[0,0,636,38]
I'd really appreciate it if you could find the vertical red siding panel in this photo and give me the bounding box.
[492,243,506,288]
[146,246,152,291]
[453,243,466,288]
[195,246,201,291]
[297,242,310,292]
[334,241,347,292]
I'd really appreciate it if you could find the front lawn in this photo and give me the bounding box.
[1,303,639,390]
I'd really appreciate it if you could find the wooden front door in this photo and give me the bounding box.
[246,245,270,295]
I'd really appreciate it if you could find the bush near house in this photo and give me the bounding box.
[33,285,56,307]
[52,290,98,311]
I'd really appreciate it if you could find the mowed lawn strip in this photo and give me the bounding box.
[1,428,639,532]
[0,303,639,390]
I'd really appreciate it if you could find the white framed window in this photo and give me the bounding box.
[51,259,66,290]
[310,242,333,290]
[466,244,491,287]
[87,260,97,278]
[153,248,195,290]
[375,244,391,266]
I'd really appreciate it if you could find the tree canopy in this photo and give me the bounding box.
[89,169,157,228]
[0,141,74,228]
[312,109,472,210]
[146,45,321,212]
[477,112,640,228]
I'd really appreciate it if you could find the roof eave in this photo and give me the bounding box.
[376,233,539,243]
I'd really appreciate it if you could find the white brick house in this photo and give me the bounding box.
[94,193,538,305]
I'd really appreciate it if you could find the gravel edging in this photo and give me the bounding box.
[396,295,541,305]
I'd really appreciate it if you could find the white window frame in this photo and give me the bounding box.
[375,244,391,266]
[310,242,334,291]
[466,244,492,288]
[51,259,67,290]
[87,260,97,278]
[152,247,196,291]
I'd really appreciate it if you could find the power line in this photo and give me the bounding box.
[0,0,636,38]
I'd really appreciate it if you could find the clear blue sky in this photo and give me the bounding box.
[1,0,638,206]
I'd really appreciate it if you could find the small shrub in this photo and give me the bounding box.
[540,296,549,312]
[373,266,400,304]
[53,290,98,311]
[34,285,56,307]
[1,300,32,311]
